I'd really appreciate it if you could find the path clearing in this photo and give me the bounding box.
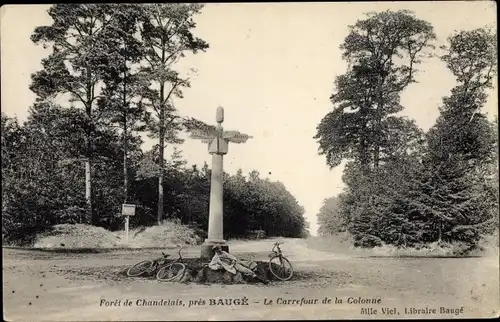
[3,238,499,321]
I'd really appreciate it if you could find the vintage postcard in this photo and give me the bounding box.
[1,2,498,321]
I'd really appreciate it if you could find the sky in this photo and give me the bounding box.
[1,2,497,235]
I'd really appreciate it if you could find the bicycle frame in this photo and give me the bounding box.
[169,246,185,264]
[152,246,184,268]
[145,255,168,272]
[268,242,293,281]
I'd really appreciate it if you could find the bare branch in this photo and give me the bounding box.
[162,80,184,106]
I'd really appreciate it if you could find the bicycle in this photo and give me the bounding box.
[156,246,186,282]
[126,251,171,277]
[268,242,293,281]
[126,246,186,282]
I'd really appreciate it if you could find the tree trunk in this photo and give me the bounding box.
[157,83,165,225]
[123,70,128,203]
[360,115,369,174]
[438,221,442,242]
[373,128,380,168]
[374,74,384,169]
[360,136,369,174]
[85,65,94,224]
[359,104,370,174]
[85,103,94,224]
[85,159,92,224]
[123,122,128,203]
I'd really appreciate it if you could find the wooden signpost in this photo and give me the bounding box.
[122,204,136,242]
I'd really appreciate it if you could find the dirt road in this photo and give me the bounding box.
[3,238,499,321]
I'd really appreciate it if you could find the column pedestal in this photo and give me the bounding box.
[200,240,229,259]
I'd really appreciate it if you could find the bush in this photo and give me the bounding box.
[354,234,383,248]
[54,206,86,224]
[246,230,266,240]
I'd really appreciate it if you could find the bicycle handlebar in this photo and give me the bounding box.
[272,242,284,253]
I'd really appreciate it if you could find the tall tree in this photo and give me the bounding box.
[137,4,209,224]
[30,4,126,224]
[428,28,497,167]
[315,10,435,172]
[425,28,498,244]
[98,5,148,205]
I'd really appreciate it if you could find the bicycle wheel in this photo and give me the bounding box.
[269,256,293,281]
[127,260,154,277]
[156,262,186,282]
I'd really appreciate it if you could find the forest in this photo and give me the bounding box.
[315,10,498,253]
[1,4,308,244]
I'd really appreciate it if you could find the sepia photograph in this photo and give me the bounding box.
[1,2,498,321]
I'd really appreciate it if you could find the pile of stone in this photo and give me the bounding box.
[126,222,203,248]
[33,221,202,249]
[185,260,275,284]
[34,224,120,249]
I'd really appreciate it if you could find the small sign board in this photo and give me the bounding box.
[122,204,136,217]
[223,131,253,144]
[190,129,217,140]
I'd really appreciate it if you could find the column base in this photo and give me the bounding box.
[200,239,229,260]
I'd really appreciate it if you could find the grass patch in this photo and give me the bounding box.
[306,233,500,258]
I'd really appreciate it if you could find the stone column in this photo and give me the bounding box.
[207,153,224,242]
[200,153,228,259]
[200,107,230,259]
